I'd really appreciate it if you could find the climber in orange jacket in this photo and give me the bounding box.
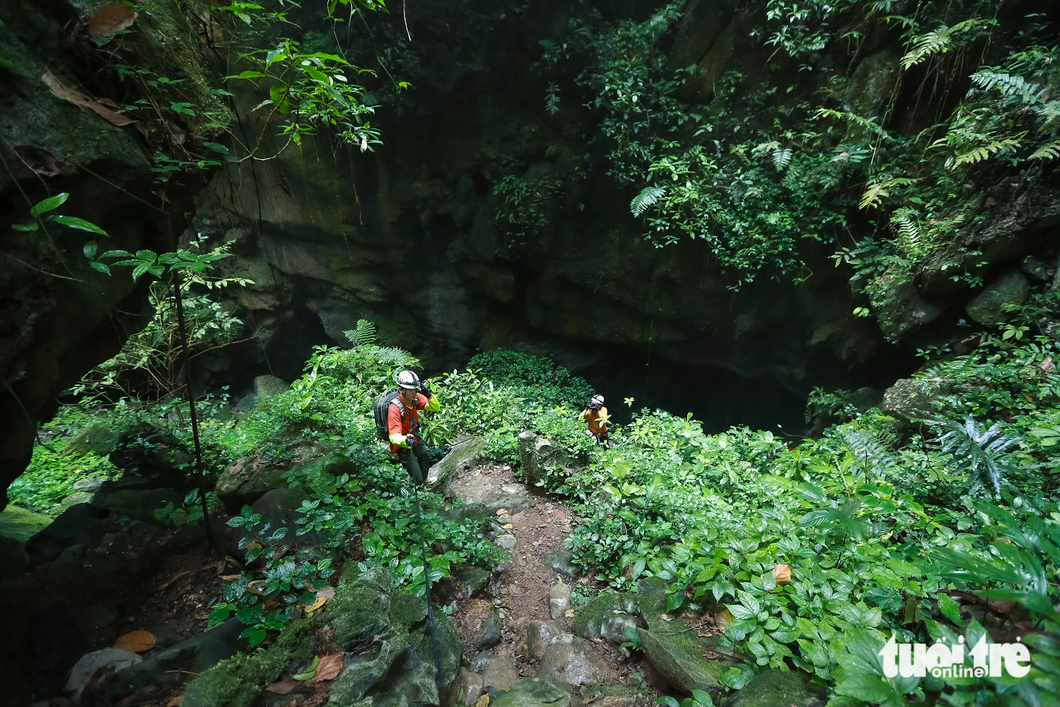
[579,394,610,447]
[388,370,440,484]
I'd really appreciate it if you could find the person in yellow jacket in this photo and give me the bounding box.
[388,370,440,484]
[579,394,610,447]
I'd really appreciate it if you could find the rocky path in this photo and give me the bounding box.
[440,461,657,706]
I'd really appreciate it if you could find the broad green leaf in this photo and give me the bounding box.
[690,689,714,706]
[51,215,107,235]
[937,593,962,624]
[842,628,885,675]
[132,261,152,281]
[30,192,69,217]
[230,70,268,79]
[83,240,98,259]
[246,628,267,646]
[835,674,895,703]
[101,249,132,258]
[89,261,110,275]
[12,222,39,231]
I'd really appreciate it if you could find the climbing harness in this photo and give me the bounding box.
[411,481,444,686]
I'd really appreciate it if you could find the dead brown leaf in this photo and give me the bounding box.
[166,697,184,707]
[304,595,328,613]
[309,652,344,683]
[88,4,137,43]
[773,564,791,585]
[41,72,137,127]
[1042,357,1054,374]
[316,587,336,600]
[14,146,61,177]
[265,678,303,695]
[114,630,156,653]
[227,459,246,476]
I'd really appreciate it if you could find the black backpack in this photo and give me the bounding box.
[373,389,407,442]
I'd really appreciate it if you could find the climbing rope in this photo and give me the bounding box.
[411,481,444,687]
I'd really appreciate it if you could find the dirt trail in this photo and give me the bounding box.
[445,462,653,696]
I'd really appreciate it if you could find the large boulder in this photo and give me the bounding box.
[537,633,618,688]
[723,668,827,707]
[573,592,643,646]
[491,678,572,707]
[25,503,108,567]
[881,377,954,421]
[428,436,490,490]
[637,628,722,696]
[518,432,572,488]
[64,422,119,457]
[253,374,291,398]
[966,269,1030,326]
[91,477,184,524]
[183,565,462,707]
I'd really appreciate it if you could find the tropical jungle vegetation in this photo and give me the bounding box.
[14,300,1060,704]
[5,0,1060,705]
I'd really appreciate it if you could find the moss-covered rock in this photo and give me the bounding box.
[637,628,722,696]
[182,619,315,707]
[427,435,489,489]
[326,564,462,705]
[966,268,1030,326]
[491,678,572,707]
[722,668,827,707]
[572,591,642,645]
[881,377,954,421]
[64,422,119,457]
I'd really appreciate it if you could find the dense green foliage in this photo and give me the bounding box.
[12,313,1060,701]
[536,0,1059,298]
[8,408,119,514]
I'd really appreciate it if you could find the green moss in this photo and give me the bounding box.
[390,590,428,630]
[572,591,639,637]
[405,610,461,685]
[330,580,393,648]
[182,618,316,707]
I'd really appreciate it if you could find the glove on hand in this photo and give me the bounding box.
[391,433,410,448]
[420,382,433,398]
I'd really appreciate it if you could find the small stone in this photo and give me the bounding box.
[496,509,509,516]
[550,582,572,620]
[496,534,517,550]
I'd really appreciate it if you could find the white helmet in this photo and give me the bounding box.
[589,394,604,409]
[396,370,421,390]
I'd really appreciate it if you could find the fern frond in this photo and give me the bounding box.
[772,147,793,171]
[970,70,1042,104]
[344,319,378,346]
[630,185,667,217]
[1030,139,1060,161]
[1038,101,1060,130]
[891,207,925,257]
[901,28,950,70]
[374,346,417,366]
[813,108,890,139]
[901,18,995,71]
[839,428,897,477]
[752,140,781,156]
[859,176,918,210]
[953,133,1026,166]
